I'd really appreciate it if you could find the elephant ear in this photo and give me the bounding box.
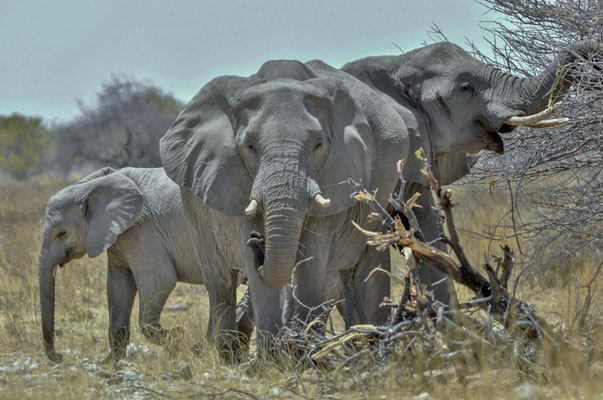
[160,76,258,216]
[399,78,470,186]
[305,60,409,217]
[76,167,117,184]
[306,79,376,217]
[83,173,143,258]
[402,115,470,186]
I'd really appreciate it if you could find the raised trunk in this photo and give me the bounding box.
[39,264,60,361]
[521,41,601,113]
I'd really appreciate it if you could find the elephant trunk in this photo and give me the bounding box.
[520,40,601,114]
[39,262,59,361]
[38,236,64,362]
[251,152,316,289]
[258,206,305,289]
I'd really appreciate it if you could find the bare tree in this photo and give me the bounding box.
[52,76,183,174]
[434,1,603,277]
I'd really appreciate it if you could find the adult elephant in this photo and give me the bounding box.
[341,40,601,304]
[160,59,409,348]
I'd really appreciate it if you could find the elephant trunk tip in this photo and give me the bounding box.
[257,266,291,289]
[43,342,63,363]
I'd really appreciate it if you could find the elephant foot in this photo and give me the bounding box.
[216,333,248,364]
[191,334,247,363]
[102,343,128,365]
[254,331,283,361]
[141,325,168,346]
[140,323,185,346]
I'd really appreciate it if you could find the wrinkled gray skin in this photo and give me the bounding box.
[342,41,601,303]
[160,60,409,348]
[39,167,252,362]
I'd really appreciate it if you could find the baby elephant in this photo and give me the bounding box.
[39,167,251,362]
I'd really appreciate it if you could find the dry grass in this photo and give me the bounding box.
[0,177,600,399]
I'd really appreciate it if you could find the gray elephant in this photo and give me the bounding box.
[160,59,409,348]
[39,167,252,362]
[341,40,601,303]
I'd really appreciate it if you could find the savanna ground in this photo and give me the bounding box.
[0,176,601,399]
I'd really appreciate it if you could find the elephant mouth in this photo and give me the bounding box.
[59,247,82,267]
[474,121,516,155]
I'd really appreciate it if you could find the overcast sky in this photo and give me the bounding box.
[1,0,494,122]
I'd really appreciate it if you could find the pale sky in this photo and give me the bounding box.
[0,0,493,122]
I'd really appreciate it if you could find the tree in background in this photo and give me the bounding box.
[448,1,602,276]
[0,114,51,180]
[52,76,183,174]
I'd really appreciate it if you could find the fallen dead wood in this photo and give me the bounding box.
[349,150,558,343]
[275,151,576,378]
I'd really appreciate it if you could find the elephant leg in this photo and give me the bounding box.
[285,219,333,328]
[204,270,241,359]
[340,246,391,328]
[238,223,281,354]
[235,288,255,344]
[246,272,281,354]
[132,256,178,346]
[106,260,137,362]
[289,240,328,328]
[405,183,458,306]
[325,269,345,319]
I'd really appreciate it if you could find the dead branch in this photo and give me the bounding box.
[271,156,575,378]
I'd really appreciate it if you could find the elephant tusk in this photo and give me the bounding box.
[314,193,331,208]
[523,117,570,129]
[245,199,259,216]
[503,102,563,126]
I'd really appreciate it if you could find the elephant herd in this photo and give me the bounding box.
[39,41,599,362]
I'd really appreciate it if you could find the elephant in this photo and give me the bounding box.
[160,59,409,349]
[38,167,253,362]
[341,40,601,304]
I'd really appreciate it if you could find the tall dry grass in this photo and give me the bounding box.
[0,177,600,399]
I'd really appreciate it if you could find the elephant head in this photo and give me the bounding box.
[160,60,407,290]
[39,167,143,361]
[342,41,601,184]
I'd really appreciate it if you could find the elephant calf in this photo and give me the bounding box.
[39,167,250,362]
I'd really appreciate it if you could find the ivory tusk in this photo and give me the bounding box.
[314,193,331,208]
[503,102,563,126]
[523,117,570,129]
[245,199,259,216]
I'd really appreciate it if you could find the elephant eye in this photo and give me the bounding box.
[56,231,67,239]
[314,141,323,151]
[459,82,473,93]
